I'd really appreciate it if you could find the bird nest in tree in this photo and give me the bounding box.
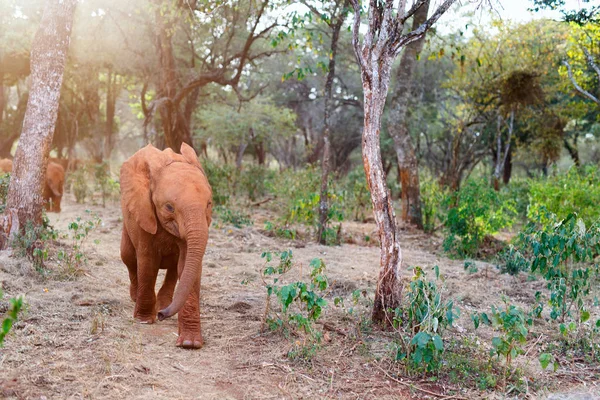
[500,70,543,107]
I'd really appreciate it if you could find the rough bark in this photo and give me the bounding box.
[349,0,456,324]
[0,0,76,248]
[316,1,347,245]
[387,0,430,229]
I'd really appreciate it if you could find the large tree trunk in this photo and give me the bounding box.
[387,0,429,229]
[155,3,193,151]
[317,3,346,245]
[0,0,76,248]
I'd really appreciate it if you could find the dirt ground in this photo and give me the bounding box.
[1,195,599,399]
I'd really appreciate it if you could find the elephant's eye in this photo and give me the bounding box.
[165,203,174,213]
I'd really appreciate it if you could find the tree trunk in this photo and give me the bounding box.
[155,3,193,152]
[0,0,76,248]
[0,72,5,126]
[363,85,403,324]
[104,68,117,161]
[503,147,513,184]
[387,0,429,229]
[317,4,346,245]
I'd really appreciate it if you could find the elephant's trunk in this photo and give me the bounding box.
[157,212,207,320]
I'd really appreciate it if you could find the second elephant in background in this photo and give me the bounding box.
[43,162,65,212]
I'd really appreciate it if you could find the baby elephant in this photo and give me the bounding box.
[120,143,212,349]
[43,162,65,212]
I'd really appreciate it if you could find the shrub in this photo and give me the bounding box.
[202,159,235,206]
[11,216,58,272]
[215,206,252,228]
[443,179,517,258]
[341,166,371,222]
[515,210,600,323]
[392,266,459,373]
[420,177,447,233]
[92,162,120,207]
[528,166,600,225]
[472,296,530,390]
[261,250,329,351]
[70,165,91,204]
[239,165,274,201]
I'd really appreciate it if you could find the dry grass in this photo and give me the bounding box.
[0,197,598,399]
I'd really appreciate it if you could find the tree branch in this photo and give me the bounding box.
[563,60,600,105]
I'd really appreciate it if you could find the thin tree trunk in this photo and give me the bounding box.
[564,136,580,167]
[492,110,514,190]
[503,147,513,184]
[317,4,346,245]
[0,0,76,248]
[104,68,117,161]
[387,0,429,229]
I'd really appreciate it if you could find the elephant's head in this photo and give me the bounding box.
[120,143,212,321]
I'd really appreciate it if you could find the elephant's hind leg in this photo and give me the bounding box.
[157,255,178,312]
[120,227,138,302]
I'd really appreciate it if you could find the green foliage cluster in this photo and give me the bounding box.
[261,250,329,353]
[513,210,600,323]
[214,205,253,228]
[69,163,120,206]
[0,289,23,347]
[392,266,459,373]
[12,217,58,272]
[420,176,447,233]
[443,179,517,257]
[528,167,600,226]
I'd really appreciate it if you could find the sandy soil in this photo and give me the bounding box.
[0,196,598,399]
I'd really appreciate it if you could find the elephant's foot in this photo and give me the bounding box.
[134,313,156,324]
[176,331,204,349]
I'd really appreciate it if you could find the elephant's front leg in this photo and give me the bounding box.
[134,254,160,324]
[175,247,203,349]
[176,279,203,349]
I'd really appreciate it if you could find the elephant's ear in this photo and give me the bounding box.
[120,145,159,234]
[180,143,201,169]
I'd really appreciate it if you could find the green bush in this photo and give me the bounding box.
[443,179,517,258]
[267,167,344,244]
[502,178,530,219]
[514,210,600,323]
[239,165,274,201]
[70,166,91,204]
[528,166,600,225]
[392,266,459,373]
[12,216,58,272]
[215,206,252,228]
[341,166,371,222]
[420,176,447,233]
[92,162,120,207]
[202,159,235,206]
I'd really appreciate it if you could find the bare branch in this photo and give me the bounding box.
[349,0,368,75]
[563,60,600,105]
[392,0,457,56]
[400,0,427,23]
[582,47,600,85]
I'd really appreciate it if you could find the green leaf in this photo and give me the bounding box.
[432,335,443,351]
[539,353,553,369]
